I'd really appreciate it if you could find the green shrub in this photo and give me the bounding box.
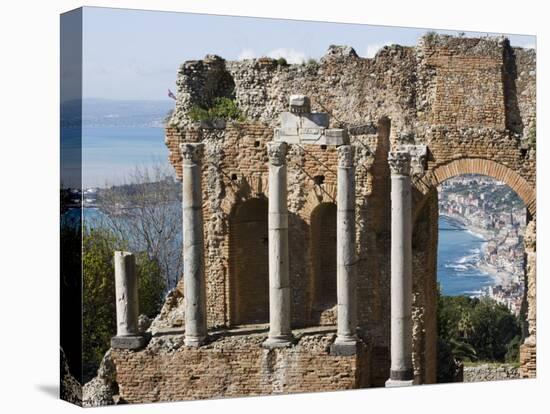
[505,335,521,362]
[276,57,288,66]
[437,290,522,372]
[82,228,165,381]
[528,119,536,150]
[424,31,439,45]
[188,97,244,122]
[188,105,210,122]
[305,58,319,70]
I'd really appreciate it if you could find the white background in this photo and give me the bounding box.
[0,1,547,412]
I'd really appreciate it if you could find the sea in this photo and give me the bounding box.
[82,126,169,188]
[437,216,494,297]
[73,126,494,297]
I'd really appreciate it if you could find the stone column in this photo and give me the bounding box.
[111,251,148,349]
[263,141,294,348]
[386,150,414,387]
[331,145,358,355]
[181,143,207,347]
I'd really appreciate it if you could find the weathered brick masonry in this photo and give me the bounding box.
[113,34,536,403]
[112,329,369,403]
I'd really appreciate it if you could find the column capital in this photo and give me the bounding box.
[337,144,355,169]
[180,142,204,165]
[388,151,411,176]
[267,141,287,166]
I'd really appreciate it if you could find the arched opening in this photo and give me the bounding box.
[309,202,337,324]
[228,198,269,325]
[435,174,528,383]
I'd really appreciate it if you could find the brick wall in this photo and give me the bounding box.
[310,202,337,325]
[519,342,536,378]
[229,198,269,324]
[112,332,370,403]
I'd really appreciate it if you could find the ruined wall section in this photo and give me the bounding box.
[520,219,536,378]
[170,37,536,200]
[463,364,520,382]
[112,332,370,403]
[411,190,439,384]
[508,47,536,149]
[418,36,506,128]
[413,36,535,211]
[165,122,389,334]
[170,45,419,136]
[170,55,236,128]
[157,36,536,390]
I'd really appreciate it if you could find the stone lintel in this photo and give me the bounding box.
[111,333,150,350]
[274,127,348,146]
[281,112,329,129]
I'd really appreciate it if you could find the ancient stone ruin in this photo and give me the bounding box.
[108,34,536,403]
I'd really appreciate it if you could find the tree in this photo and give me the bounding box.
[437,290,521,382]
[60,211,83,382]
[97,164,182,289]
[468,297,520,361]
[82,227,165,381]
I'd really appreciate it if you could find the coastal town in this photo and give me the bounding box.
[438,175,526,314]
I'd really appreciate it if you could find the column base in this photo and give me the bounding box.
[184,335,207,347]
[385,368,414,387]
[385,378,414,388]
[111,333,150,350]
[262,335,295,349]
[330,336,359,356]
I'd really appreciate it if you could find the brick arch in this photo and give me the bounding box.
[302,183,337,221]
[220,173,268,216]
[416,158,536,217]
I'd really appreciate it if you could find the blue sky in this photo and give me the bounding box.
[82,7,536,101]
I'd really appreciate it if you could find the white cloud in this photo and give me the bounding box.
[237,48,256,60]
[267,48,307,64]
[365,41,393,58]
[237,47,308,64]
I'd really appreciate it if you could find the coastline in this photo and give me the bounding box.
[440,213,511,287]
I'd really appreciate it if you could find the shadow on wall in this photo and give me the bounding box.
[229,197,270,325]
[228,195,335,329]
[309,202,337,325]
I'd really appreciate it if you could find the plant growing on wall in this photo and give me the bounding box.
[424,30,439,45]
[528,119,536,150]
[187,97,245,123]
